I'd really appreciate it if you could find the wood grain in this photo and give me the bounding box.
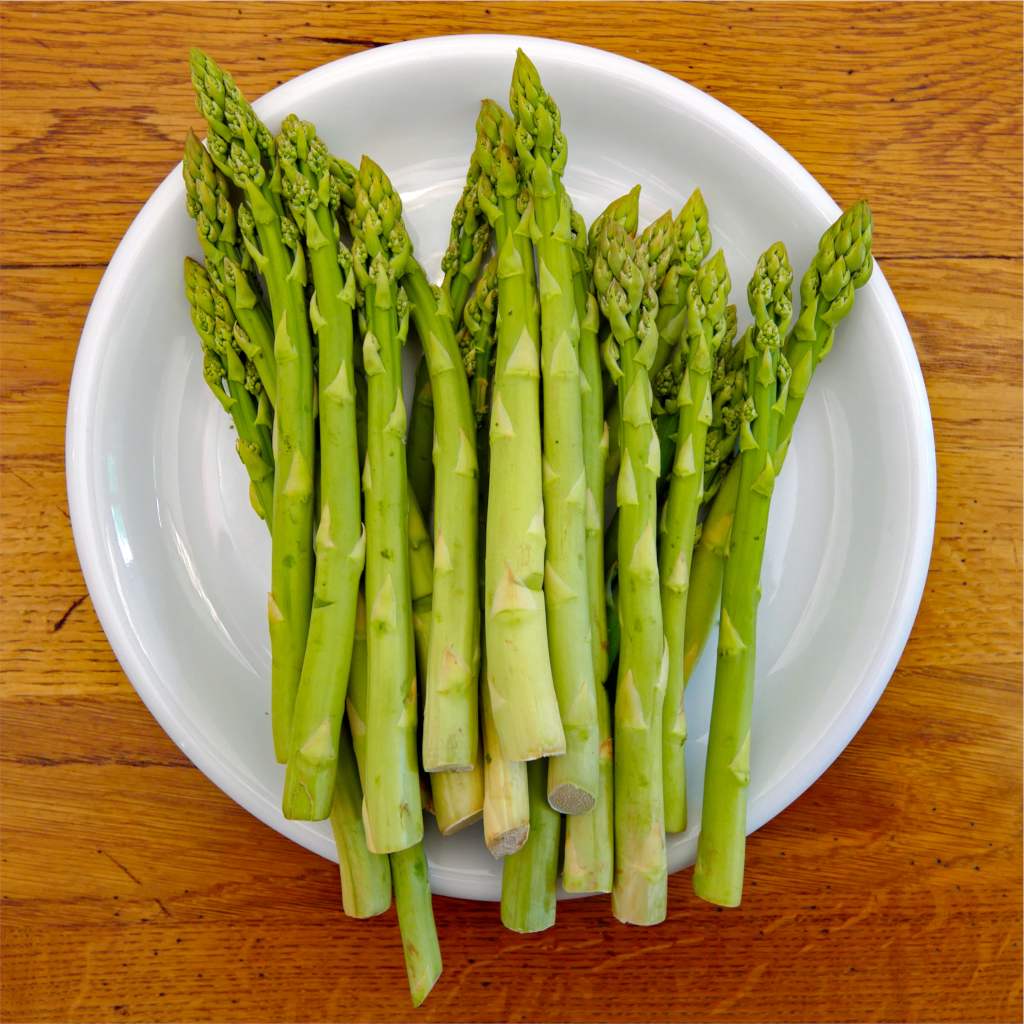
[1,3,1021,1022]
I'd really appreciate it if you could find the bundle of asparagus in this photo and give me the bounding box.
[182,46,874,1003]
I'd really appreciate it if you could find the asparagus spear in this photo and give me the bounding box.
[345,595,441,1006]
[190,49,315,763]
[500,759,561,932]
[184,258,274,526]
[693,242,794,907]
[570,210,609,690]
[274,116,366,820]
[183,129,277,407]
[339,155,482,776]
[682,202,874,682]
[511,51,599,814]
[349,170,422,850]
[330,722,393,919]
[658,251,732,834]
[591,198,669,926]
[474,99,564,762]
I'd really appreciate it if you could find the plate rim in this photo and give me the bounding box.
[65,33,937,901]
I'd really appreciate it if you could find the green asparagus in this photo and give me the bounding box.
[184,257,274,527]
[183,129,277,407]
[591,201,669,926]
[190,49,315,764]
[511,51,599,814]
[475,99,564,762]
[349,162,422,850]
[275,116,365,820]
[658,250,732,834]
[571,210,609,690]
[683,202,874,682]
[693,241,793,907]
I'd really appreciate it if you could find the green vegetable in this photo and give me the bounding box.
[571,210,610,689]
[693,241,793,907]
[190,49,315,763]
[276,116,365,821]
[682,202,875,683]
[591,196,669,926]
[350,161,422,851]
[475,99,564,762]
[183,257,274,527]
[368,152,484,776]
[183,129,277,408]
[658,251,731,834]
[511,51,599,814]
[500,759,561,932]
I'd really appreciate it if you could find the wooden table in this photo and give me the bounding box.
[2,3,1021,1021]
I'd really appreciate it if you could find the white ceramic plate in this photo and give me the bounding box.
[66,35,935,901]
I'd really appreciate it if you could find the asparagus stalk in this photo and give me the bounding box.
[275,116,365,820]
[341,157,483,776]
[562,681,614,893]
[658,251,732,834]
[345,597,441,1006]
[330,723,393,919]
[184,258,274,526]
[190,49,315,763]
[511,51,599,813]
[682,202,874,682]
[474,99,564,762]
[349,172,422,850]
[570,210,609,690]
[591,198,669,926]
[500,759,561,932]
[183,129,277,407]
[693,242,794,907]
